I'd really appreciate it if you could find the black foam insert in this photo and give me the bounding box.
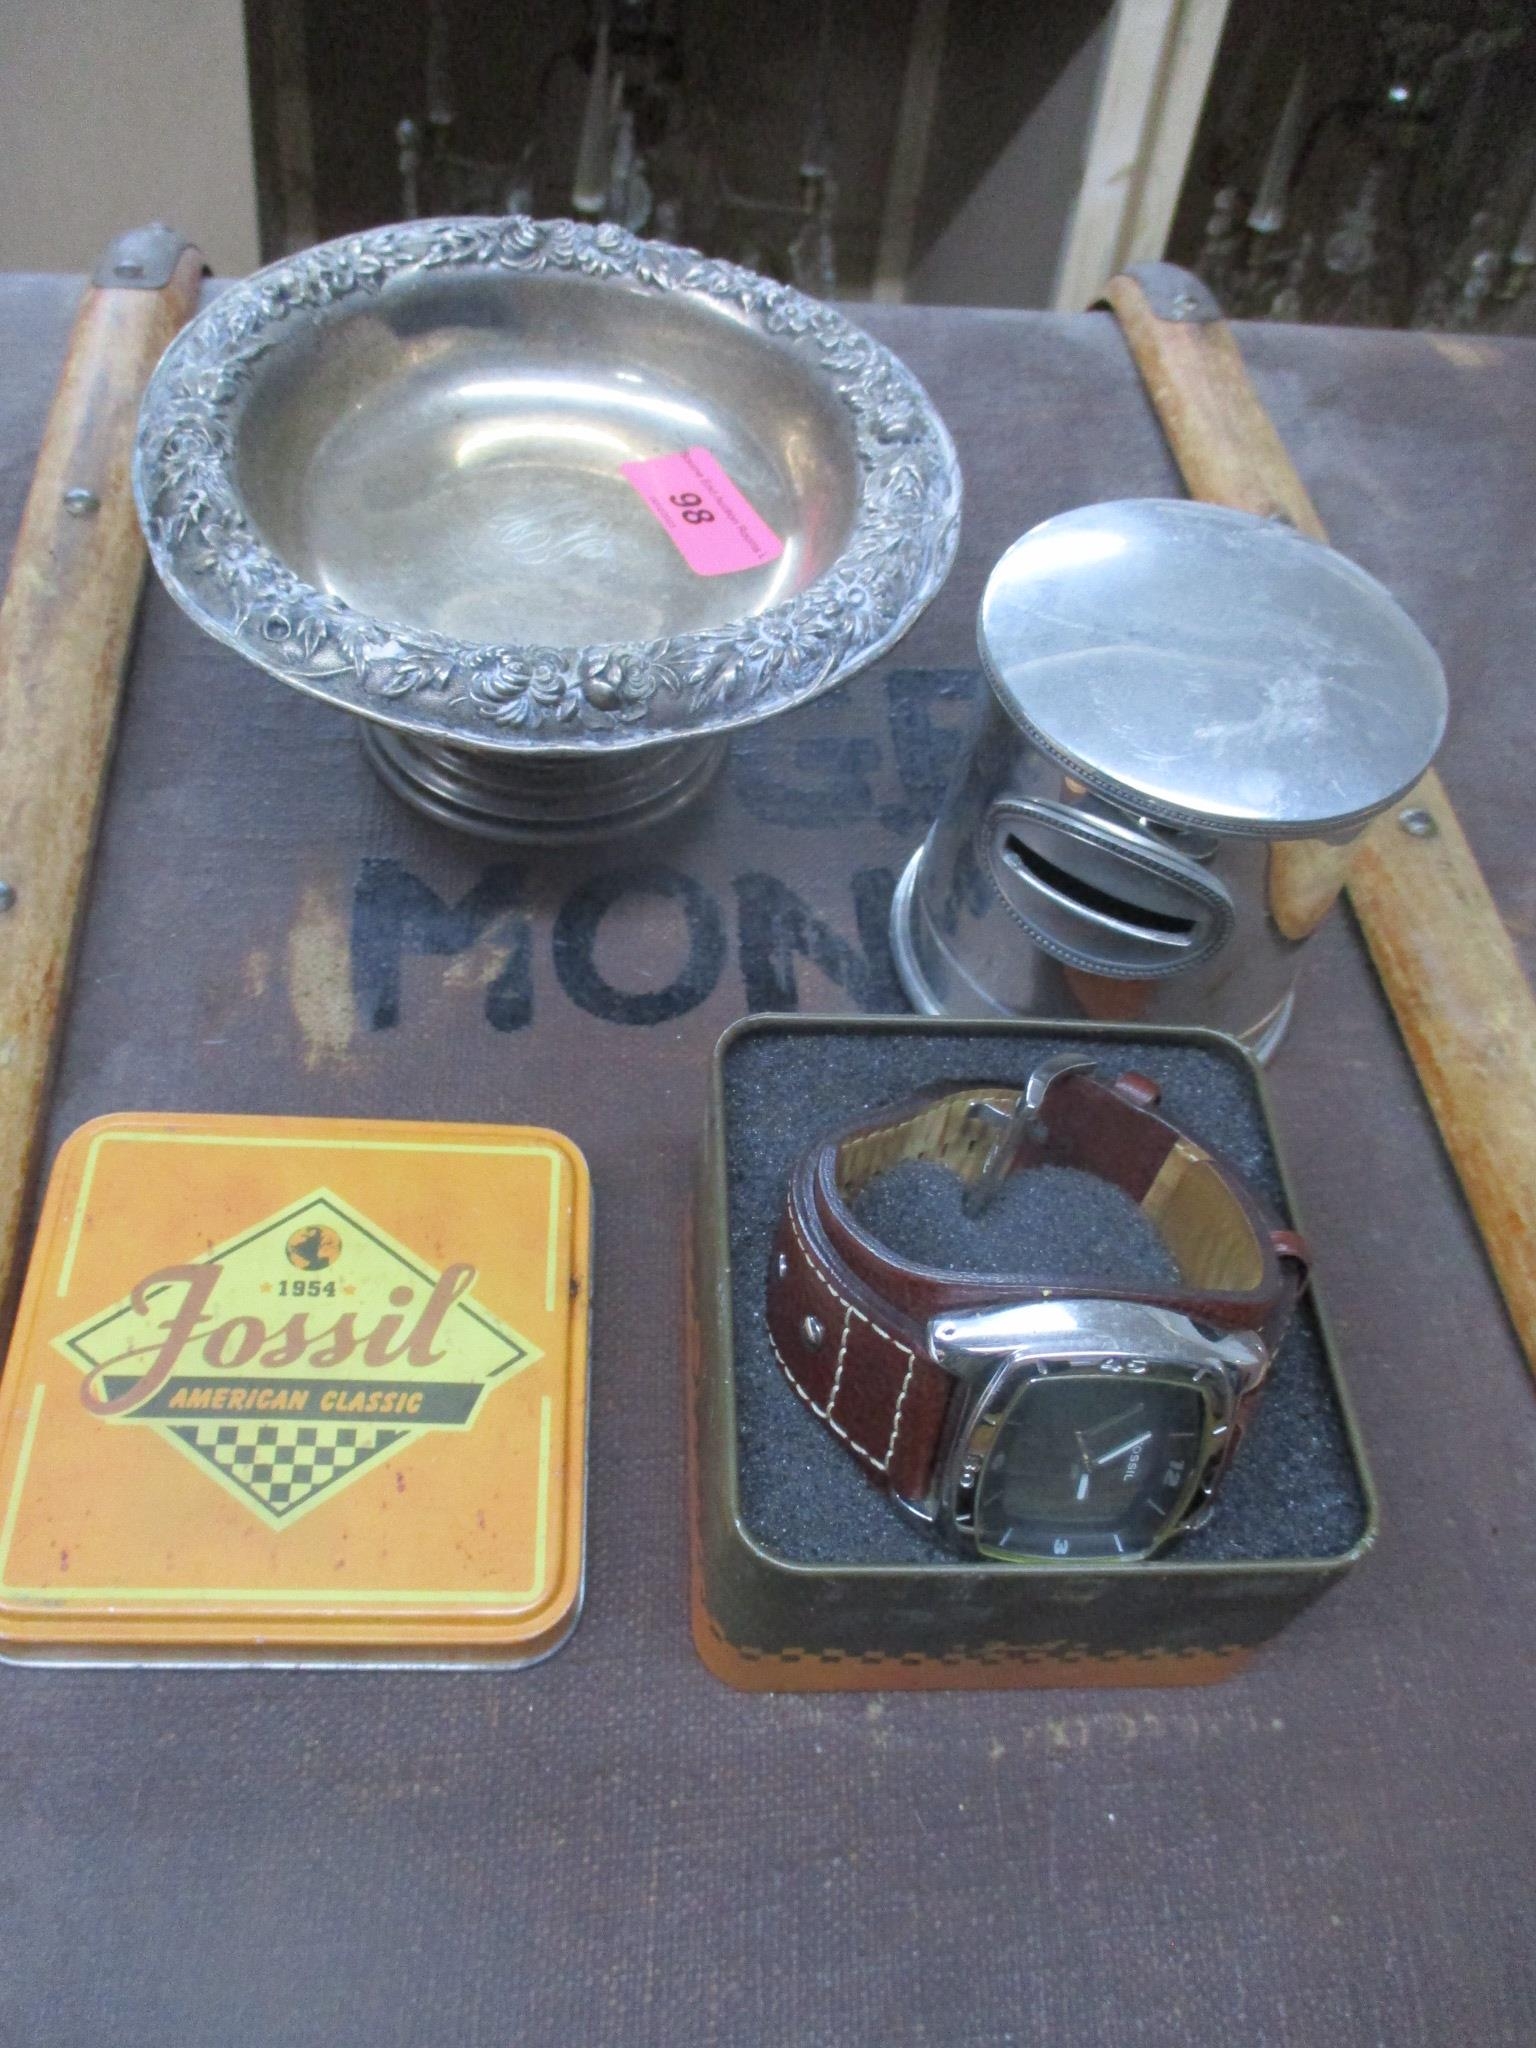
[722,1023,1370,1568]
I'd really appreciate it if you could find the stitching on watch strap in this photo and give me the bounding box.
[779,1199,918,1475]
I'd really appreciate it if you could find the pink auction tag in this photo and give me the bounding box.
[621,446,784,577]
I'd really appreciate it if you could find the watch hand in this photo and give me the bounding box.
[1094,1430,1153,1470]
[1074,1468,1091,1502]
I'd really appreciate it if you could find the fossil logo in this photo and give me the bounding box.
[54,1189,538,1526]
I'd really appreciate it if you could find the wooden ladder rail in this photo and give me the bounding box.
[1103,260,1536,1386]
[0,228,204,1315]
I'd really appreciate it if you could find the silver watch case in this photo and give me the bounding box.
[898,1298,1270,1564]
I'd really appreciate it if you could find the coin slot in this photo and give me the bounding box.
[982,800,1236,981]
[1000,834,1196,946]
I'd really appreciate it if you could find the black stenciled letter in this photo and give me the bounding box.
[880,668,981,833]
[552,866,726,1025]
[351,860,532,1032]
[728,726,882,828]
[732,868,906,1013]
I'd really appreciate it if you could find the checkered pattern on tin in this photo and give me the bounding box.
[170,1417,403,1515]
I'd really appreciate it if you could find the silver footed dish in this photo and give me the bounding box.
[133,216,961,838]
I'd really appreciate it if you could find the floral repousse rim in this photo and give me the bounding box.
[133,215,963,750]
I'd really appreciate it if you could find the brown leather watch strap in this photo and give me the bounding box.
[764,1067,1307,1512]
[766,1196,953,1503]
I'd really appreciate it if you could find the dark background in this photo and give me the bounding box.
[245,0,1536,331]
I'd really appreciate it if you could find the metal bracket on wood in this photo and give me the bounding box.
[1115,262,1222,324]
[93,224,203,291]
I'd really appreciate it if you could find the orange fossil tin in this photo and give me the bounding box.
[0,1112,591,1665]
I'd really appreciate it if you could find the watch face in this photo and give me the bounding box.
[971,1369,1210,1562]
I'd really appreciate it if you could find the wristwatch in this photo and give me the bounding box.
[764,1053,1308,1564]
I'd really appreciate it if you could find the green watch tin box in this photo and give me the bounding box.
[687,1014,1376,1692]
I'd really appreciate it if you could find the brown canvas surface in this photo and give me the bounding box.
[0,271,1532,2045]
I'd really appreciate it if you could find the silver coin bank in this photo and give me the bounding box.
[891,499,1447,1058]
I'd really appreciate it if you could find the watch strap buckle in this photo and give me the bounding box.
[962,1052,1097,1217]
